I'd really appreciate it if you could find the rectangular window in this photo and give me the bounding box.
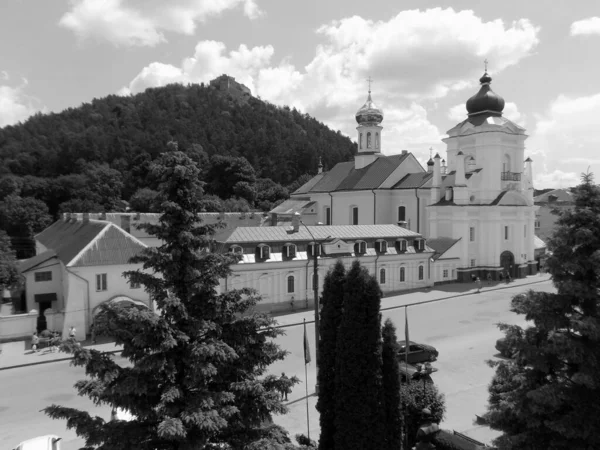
[352,207,359,225]
[325,207,331,225]
[398,206,406,222]
[96,273,107,291]
[470,259,476,267]
[535,220,541,228]
[469,227,475,242]
[34,271,52,282]
[443,269,448,278]
[287,276,295,293]
[504,226,509,240]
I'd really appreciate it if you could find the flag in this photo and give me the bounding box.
[303,319,311,364]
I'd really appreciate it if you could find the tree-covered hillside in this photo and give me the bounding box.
[0,81,356,218]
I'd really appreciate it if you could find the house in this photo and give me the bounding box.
[534,188,574,241]
[217,217,437,313]
[11,214,151,340]
[281,70,539,281]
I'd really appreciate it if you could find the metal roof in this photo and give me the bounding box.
[222,224,422,244]
[270,199,316,215]
[18,250,57,273]
[534,235,546,250]
[426,237,461,260]
[393,172,433,189]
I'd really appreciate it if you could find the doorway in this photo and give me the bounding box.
[500,251,515,277]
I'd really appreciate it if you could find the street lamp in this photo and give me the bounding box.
[300,219,330,394]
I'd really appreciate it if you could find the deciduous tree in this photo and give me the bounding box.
[0,230,19,289]
[485,173,600,450]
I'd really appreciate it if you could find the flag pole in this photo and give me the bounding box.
[303,318,311,441]
[404,306,410,450]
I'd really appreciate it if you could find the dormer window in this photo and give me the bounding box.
[229,245,243,255]
[375,240,388,253]
[395,239,407,253]
[354,240,367,255]
[414,239,426,252]
[283,243,297,259]
[256,244,270,260]
[307,242,321,258]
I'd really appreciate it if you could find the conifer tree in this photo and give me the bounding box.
[485,173,600,450]
[334,261,384,450]
[316,260,346,450]
[381,318,402,450]
[44,151,294,449]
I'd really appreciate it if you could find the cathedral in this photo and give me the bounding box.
[280,69,538,282]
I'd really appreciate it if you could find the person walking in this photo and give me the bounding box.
[31,332,39,353]
[476,277,482,293]
[487,272,492,285]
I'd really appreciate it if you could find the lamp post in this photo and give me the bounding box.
[300,219,330,394]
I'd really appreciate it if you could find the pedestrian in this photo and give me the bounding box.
[476,277,482,293]
[69,326,76,341]
[31,331,39,353]
[51,331,60,353]
[280,372,290,401]
[487,272,492,285]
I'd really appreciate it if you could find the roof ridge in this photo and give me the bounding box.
[66,222,111,267]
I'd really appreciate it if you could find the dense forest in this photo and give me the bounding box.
[0,81,356,222]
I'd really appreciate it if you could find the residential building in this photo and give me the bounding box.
[534,188,574,241]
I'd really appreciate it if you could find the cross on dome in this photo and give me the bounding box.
[366,76,373,93]
[484,58,488,72]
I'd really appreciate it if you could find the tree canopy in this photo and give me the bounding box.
[0,230,19,289]
[485,173,600,450]
[43,150,298,449]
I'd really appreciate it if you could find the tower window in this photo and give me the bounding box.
[352,206,359,225]
[367,132,372,149]
[469,227,475,242]
[375,132,380,149]
[359,132,363,150]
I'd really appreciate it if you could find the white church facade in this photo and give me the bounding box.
[277,70,538,282]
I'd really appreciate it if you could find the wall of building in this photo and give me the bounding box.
[24,258,64,313]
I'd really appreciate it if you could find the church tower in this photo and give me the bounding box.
[428,65,537,281]
[355,83,383,169]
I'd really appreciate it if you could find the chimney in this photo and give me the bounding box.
[401,150,408,155]
[292,212,300,232]
[83,212,90,222]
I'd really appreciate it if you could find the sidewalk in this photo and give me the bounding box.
[0,273,551,371]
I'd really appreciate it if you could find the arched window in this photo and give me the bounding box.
[229,245,243,255]
[256,244,270,260]
[354,240,367,255]
[287,275,295,293]
[503,154,511,173]
[375,240,388,253]
[308,242,321,257]
[352,206,359,225]
[397,206,406,222]
[418,265,424,280]
[283,243,296,259]
[396,239,407,253]
[399,267,406,282]
[379,268,386,284]
[367,132,372,149]
[414,239,425,252]
[359,132,363,149]
[466,156,476,172]
[375,132,380,149]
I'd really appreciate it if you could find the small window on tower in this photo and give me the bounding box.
[367,132,372,149]
[375,132,380,149]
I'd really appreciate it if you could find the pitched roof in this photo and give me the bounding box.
[534,235,546,250]
[35,219,147,267]
[19,250,57,273]
[221,224,422,244]
[270,199,316,215]
[534,188,573,203]
[293,173,326,194]
[426,237,461,260]
[300,153,411,193]
[393,172,433,189]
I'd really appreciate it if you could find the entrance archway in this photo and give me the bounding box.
[91,296,150,341]
[500,251,515,277]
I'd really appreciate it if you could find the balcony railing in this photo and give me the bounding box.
[501,171,521,181]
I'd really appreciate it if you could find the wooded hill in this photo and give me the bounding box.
[0,81,357,219]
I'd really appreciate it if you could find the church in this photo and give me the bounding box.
[276,69,538,282]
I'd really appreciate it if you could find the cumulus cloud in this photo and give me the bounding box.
[570,17,600,36]
[528,92,600,187]
[119,8,539,154]
[534,170,580,189]
[59,0,264,47]
[0,79,45,127]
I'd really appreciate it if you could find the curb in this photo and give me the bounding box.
[0,349,122,372]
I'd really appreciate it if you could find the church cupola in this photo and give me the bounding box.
[466,70,505,117]
[427,158,434,173]
[355,78,384,169]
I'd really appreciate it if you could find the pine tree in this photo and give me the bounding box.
[316,260,346,450]
[485,173,600,450]
[399,382,445,450]
[44,151,295,449]
[381,318,402,450]
[334,261,385,450]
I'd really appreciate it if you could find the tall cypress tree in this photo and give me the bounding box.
[334,260,385,450]
[44,151,293,449]
[486,173,600,450]
[316,260,346,450]
[381,318,402,450]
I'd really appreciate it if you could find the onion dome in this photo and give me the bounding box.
[355,91,384,125]
[427,158,434,167]
[466,72,505,116]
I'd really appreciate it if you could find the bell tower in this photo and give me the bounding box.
[355,77,383,169]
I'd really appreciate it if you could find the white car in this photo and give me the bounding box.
[12,435,61,450]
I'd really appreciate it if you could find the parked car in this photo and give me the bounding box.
[398,361,420,382]
[12,435,61,450]
[397,340,438,364]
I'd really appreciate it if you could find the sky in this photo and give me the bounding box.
[1,0,599,188]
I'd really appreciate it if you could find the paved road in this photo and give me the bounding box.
[0,279,555,449]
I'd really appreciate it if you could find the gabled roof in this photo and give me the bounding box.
[19,250,57,273]
[293,173,326,194]
[534,188,573,203]
[35,219,147,267]
[534,235,546,250]
[221,224,423,244]
[393,172,433,189]
[426,237,461,260]
[297,153,411,193]
[270,199,316,215]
